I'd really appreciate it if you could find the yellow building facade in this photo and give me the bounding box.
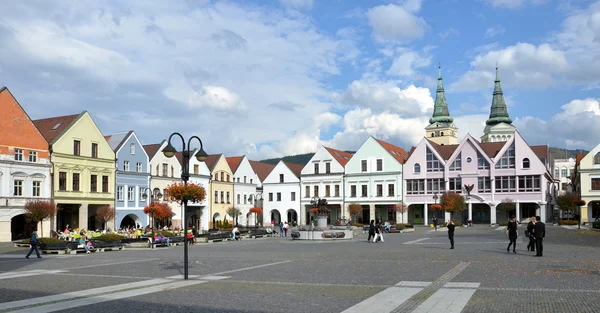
[205,154,234,228]
[33,111,116,231]
[575,144,600,224]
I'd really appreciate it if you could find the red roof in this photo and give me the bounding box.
[175,151,183,165]
[225,156,244,173]
[374,138,409,164]
[32,113,81,143]
[204,154,222,171]
[143,143,163,160]
[249,160,276,182]
[324,146,353,166]
[284,161,304,177]
[104,135,112,142]
[575,153,587,165]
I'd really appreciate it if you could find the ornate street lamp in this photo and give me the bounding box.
[249,193,263,227]
[163,132,207,280]
[142,187,162,249]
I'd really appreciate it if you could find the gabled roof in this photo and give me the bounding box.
[32,112,82,144]
[1,87,50,149]
[226,156,244,173]
[105,131,133,152]
[576,153,587,165]
[426,137,507,161]
[249,160,276,182]
[374,138,408,164]
[530,145,550,159]
[143,142,164,160]
[479,142,508,159]
[323,147,353,166]
[426,140,459,160]
[204,154,222,171]
[283,161,304,177]
[175,151,183,165]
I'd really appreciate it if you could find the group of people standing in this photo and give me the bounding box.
[367,220,385,243]
[506,215,545,256]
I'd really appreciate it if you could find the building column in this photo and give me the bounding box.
[79,204,89,230]
[539,203,547,222]
[369,204,375,222]
[490,204,497,225]
[516,202,521,222]
[468,201,472,222]
[444,211,451,223]
[123,184,129,208]
[423,204,428,226]
[135,185,139,208]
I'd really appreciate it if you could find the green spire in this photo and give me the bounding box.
[429,64,454,124]
[486,66,513,125]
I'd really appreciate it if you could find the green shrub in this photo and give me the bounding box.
[559,220,579,225]
[222,219,229,228]
[593,221,600,229]
[397,223,413,228]
[38,237,62,243]
[499,222,508,226]
[156,231,174,237]
[352,223,364,227]
[94,234,126,241]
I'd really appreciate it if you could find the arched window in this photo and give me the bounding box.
[522,158,530,169]
[431,133,435,137]
[441,132,444,136]
[501,135,507,141]
[490,136,496,142]
[595,153,600,164]
[414,163,421,173]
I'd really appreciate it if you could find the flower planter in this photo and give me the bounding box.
[92,240,122,248]
[40,241,68,251]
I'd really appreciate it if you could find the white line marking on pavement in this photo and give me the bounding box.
[9,280,206,313]
[428,228,447,232]
[411,288,477,313]
[201,275,231,281]
[0,278,170,311]
[495,226,506,231]
[395,281,432,287]
[0,269,67,280]
[165,274,201,279]
[340,285,423,313]
[60,258,161,270]
[204,260,292,276]
[404,238,430,244]
[411,241,505,245]
[444,282,480,289]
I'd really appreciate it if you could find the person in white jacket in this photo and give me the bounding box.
[232,226,240,241]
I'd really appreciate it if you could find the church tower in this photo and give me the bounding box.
[481,67,516,143]
[425,65,458,145]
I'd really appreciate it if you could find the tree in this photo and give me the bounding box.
[95,205,116,231]
[440,191,466,219]
[557,191,578,220]
[394,202,408,224]
[348,204,362,223]
[24,200,57,237]
[226,206,241,226]
[144,202,174,227]
[497,198,516,214]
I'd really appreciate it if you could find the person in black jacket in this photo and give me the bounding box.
[533,215,545,257]
[447,219,456,249]
[368,220,375,242]
[526,216,536,252]
[25,231,42,259]
[506,216,518,253]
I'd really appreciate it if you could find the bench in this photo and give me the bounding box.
[249,229,268,239]
[148,238,170,248]
[206,232,232,243]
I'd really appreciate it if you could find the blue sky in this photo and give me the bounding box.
[1,0,599,159]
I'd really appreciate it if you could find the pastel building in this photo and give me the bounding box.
[0,87,52,241]
[262,161,303,225]
[300,146,353,225]
[33,111,116,231]
[143,141,182,228]
[227,156,259,226]
[343,137,408,224]
[205,154,234,228]
[573,146,600,223]
[106,131,150,229]
[554,158,575,193]
[403,68,555,225]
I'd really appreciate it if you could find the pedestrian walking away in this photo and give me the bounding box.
[506,216,518,253]
[447,219,455,249]
[367,220,375,242]
[526,216,536,252]
[26,231,42,259]
[433,216,438,231]
[533,215,545,257]
[373,222,384,243]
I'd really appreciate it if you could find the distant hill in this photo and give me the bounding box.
[259,147,588,165]
[549,147,589,160]
[259,151,356,165]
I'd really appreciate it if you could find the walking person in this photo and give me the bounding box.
[433,216,438,231]
[447,219,456,249]
[373,222,384,243]
[506,216,518,253]
[367,220,375,242]
[534,215,545,257]
[25,231,42,259]
[283,222,289,237]
[526,216,536,252]
[279,222,284,237]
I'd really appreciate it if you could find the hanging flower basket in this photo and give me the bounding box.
[165,183,206,203]
[572,199,586,206]
[430,204,443,211]
[143,202,174,220]
[249,207,263,214]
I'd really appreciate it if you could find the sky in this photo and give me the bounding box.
[1,0,600,159]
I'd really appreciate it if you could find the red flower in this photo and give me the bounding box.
[430,204,443,211]
[249,207,263,214]
[165,182,206,203]
[143,202,174,220]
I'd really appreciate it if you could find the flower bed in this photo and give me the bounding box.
[559,220,579,225]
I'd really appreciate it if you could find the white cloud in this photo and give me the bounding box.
[439,28,460,40]
[386,50,431,76]
[483,0,546,9]
[367,3,429,42]
[313,112,342,131]
[187,86,246,110]
[484,26,505,38]
[279,0,314,10]
[558,98,600,116]
[450,43,568,91]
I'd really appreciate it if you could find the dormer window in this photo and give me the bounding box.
[522,158,530,169]
[595,153,600,164]
[14,149,23,161]
[414,163,421,173]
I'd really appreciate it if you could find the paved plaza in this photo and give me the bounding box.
[0,226,599,313]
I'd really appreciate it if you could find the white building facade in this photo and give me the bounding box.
[300,146,352,225]
[182,149,211,232]
[228,156,259,227]
[262,161,302,225]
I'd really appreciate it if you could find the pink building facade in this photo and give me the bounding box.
[403,67,556,225]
